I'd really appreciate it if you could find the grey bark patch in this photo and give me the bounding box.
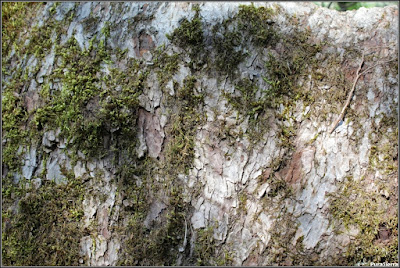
[77,2,92,21]
[191,211,206,229]
[144,201,167,228]
[137,109,165,159]
[46,157,66,184]
[55,2,75,21]
[22,146,37,181]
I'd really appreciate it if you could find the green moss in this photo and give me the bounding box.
[368,111,398,174]
[117,159,188,266]
[193,223,233,266]
[101,21,111,39]
[253,166,306,265]
[328,176,398,264]
[307,132,320,145]
[238,192,248,213]
[115,75,202,266]
[29,31,146,162]
[118,72,205,266]
[211,23,247,76]
[153,45,180,86]
[2,175,86,266]
[4,2,395,266]
[266,221,307,265]
[219,5,323,149]
[31,36,106,157]
[236,4,277,47]
[48,2,60,16]
[164,76,205,175]
[3,8,154,264]
[1,2,41,59]
[223,78,263,120]
[210,4,278,76]
[1,87,29,172]
[166,4,204,60]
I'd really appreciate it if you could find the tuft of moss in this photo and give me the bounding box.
[1,2,42,59]
[193,223,233,266]
[166,4,204,60]
[2,175,86,266]
[164,76,205,175]
[368,112,398,175]
[153,45,180,86]
[218,4,323,149]
[236,4,277,47]
[117,160,188,266]
[210,4,277,76]
[328,176,398,265]
[211,23,247,76]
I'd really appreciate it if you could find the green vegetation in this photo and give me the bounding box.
[115,75,206,265]
[255,170,306,265]
[193,223,233,266]
[1,2,41,59]
[118,174,187,265]
[236,4,277,47]
[218,4,323,150]
[328,176,398,264]
[369,112,398,175]
[33,36,109,158]
[166,4,204,61]
[2,2,398,266]
[164,76,205,175]
[194,224,219,265]
[316,1,398,11]
[1,83,29,172]
[153,45,180,86]
[2,3,146,265]
[2,175,86,265]
[211,5,277,75]
[265,215,310,266]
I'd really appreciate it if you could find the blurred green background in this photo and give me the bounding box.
[315,2,399,11]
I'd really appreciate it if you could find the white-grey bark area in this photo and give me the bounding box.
[2,2,398,266]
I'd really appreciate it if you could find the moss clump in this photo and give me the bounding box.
[369,112,398,175]
[166,4,204,60]
[31,36,110,159]
[2,175,86,266]
[328,176,398,265]
[1,2,42,59]
[194,225,217,265]
[30,33,145,161]
[265,217,310,266]
[219,4,323,148]
[223,78,263,120]
[1,86,29,172]
[117,159,187,265]
[236,4,277,47]
[99,60,147,160]
[164,76,205,175]
[153,45,180,86]
[1,3,48,173]
[211,4,277,76]
[116,68,202,266]
[211,23,247,76]
[192,223,233,266]
[223,78,274,144]
[256,172,305,265]
[2,5,148,265]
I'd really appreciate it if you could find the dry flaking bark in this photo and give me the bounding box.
[2,2,398,266]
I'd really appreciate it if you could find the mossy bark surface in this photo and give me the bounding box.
[2,2,398,266]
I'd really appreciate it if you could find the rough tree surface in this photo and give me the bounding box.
[2,2,398,266]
